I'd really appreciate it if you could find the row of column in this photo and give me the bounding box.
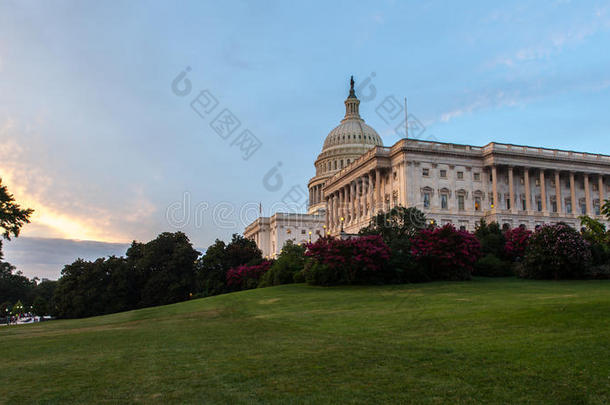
[490,166,606,216]
[309,184,324,205]
[326,168,388,231]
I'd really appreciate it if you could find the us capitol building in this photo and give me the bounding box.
[245,78,610,258]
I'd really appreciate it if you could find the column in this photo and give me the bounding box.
[508,166,515,213]
[332,193,338,229]
[555,171,562,214]
[599,175,605,213]
[400,162,407,206]
[368,172,374,216]
[540,169,547,213]
[492,166,498,211]
[584,174,591,215]
[338,187,344,224]
[345,185,351,223]
[373,169,380,213]
[326,196,332,230]
[570,172,576,217]
[524,167,531,212]
[354,177,362,222]
[350,180,358,223]
[379,170,385,212]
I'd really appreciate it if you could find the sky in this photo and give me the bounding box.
[1,0,610,279]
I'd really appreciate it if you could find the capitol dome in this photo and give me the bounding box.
[322,119,383,151]
[308,76,383,214]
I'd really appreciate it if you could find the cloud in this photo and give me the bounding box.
[438,74,610,124]
[487,5,610,68]
[2,236,131,280]
[440,89,522,123]
[0,116,157,243]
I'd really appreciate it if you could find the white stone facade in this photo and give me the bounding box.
[245,78,610,255]
[244,213,325,259]
[324,140,610,235]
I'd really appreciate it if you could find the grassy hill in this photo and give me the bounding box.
[1,278,609,404]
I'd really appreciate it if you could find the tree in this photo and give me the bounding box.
[32,296,48,316]
[520,223,591,279]
[259,240,305,287]
[359,206,427,283]
[602,199,610,221]
[579,215,608,244]
[0,179,34,256]
[128,232,200,308]
[196,234,262,297]
[474,219,506,257]
[53,232,200,318]
[579,215,610,265]
[13,299,25,315]
[0,261,34,305]
[359,206,426,243]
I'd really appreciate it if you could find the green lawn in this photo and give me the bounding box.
[1,278,609,404]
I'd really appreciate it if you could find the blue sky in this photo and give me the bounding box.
[1,0,609,279]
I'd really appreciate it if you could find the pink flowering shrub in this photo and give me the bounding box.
[504,226,532,261]
[410,224,481,280]
[226,260,273,290]
[304,235,391,285]
[520,223,591,279]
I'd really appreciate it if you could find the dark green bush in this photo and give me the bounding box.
[521,223,592,279]
[475,220,506,258]
[293,268,306,283]
[259,240,306,287]
[303,261,336,286]
[474,253,513,277]
[585,264,610,279]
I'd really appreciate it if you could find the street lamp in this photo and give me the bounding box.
[308,231,312,242]
[4,308,8,326]
[340,217,345,232]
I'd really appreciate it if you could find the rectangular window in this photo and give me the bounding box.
[537,199,542,212]
[441,194,448,209]
[440,169,447,178]
[522,199,527,211]
[423,193,430,208]
[422,168,429,177]
[457,171,464,180]
[474,173,481,181]
[474,197,481,211]
[566,201,572,214]
[506,199,511,210]
[551,202,557,213]
[458,195,465,211]
[581,203,586,214]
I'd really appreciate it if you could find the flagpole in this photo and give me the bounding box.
[404,97,408,139]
